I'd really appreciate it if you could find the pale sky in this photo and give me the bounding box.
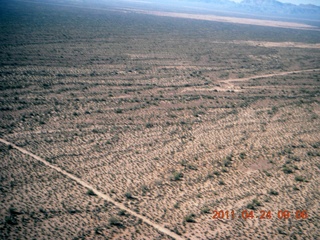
[277,0,320,5]
[231,0,320,6]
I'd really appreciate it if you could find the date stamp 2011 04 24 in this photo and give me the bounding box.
[212,210,308,220]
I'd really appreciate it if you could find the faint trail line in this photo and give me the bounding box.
[215,68,320,91]
[0,138,185,240]
[221,68,320,85]
[182,68,320,93]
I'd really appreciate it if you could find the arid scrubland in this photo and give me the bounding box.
[0,1,319,239]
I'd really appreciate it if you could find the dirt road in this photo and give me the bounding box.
[0,138,185,240]
[222,68,320,84]
[219,68,320,90]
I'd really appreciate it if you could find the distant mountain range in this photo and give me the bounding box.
[180,0,320,19]
[240,0,320,16]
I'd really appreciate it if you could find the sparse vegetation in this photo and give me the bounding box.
[115,108,123,114]
[283,166,294,174]
[86,189,96,196]
[171,171,184,181]
[145,123,154,128]
[247,199,262,210]
[295,176,306,182]
[109,216,122,227]
[184,213,196,223]
[201,207,210,214]
[218,180,225,185]
[125,192,134,199]
[269,189,279,195]
[0,0,319,239]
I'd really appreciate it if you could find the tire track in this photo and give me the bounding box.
[183,68,320,92]
[220,68,320,86]
[0,138,184,240]
[218,68,320,91]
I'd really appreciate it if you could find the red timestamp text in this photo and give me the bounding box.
[212,210,308,220]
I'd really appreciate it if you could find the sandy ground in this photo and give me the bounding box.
[127,9,319,31]
[1,3,319,239]
[182,68,320,92]
[235,40,320,49]
[0,138,184,240]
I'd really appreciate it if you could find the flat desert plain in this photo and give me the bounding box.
[128,9,319,30]
[0,1,319,239]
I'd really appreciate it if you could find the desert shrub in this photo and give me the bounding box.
[294,176,305,182]
[118,210,126,216]
[146,123,154,128]
[283,166,293,174]
[92,128,106,134]
[223,159,231,167]
[239,152,246,159]
[226,154,233,161]
[173,226,182,235]
[252,199,261,206]
[171,171,183,181]
[9,207,20,215]
[247,199,261,210]
[109,216,122,226]
[94,226,103,235]
[291,156,300,162]
[206,173,214,179]
[180,160,187,166]
[141,185,149,194]
[219,72,229,79]
[86,189,96,196]
[125,192,133,199]
[201,207,210,214]
[218,180,225,185]
[0,145,9,152]
[187,164,198,170]
[5,216,17,225]
[269,189,279,195]
[311,142,320,148]
[293,185,300,191]
[184,213,196,223]
[246,203,255,210]
[238,73,245,78]
[307,151,320,156]
[68,209,78,214]
[263,170,271,177]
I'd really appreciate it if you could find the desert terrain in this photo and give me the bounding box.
[0,0,319,239]
[128,9,319,30]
